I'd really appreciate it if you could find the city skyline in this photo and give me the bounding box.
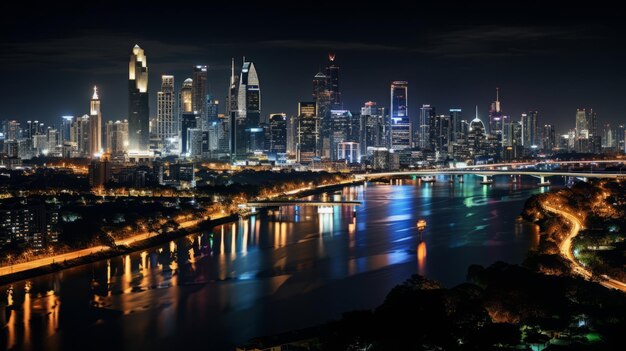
[1,3,626,131]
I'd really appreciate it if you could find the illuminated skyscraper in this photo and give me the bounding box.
[390,81,410,150]
[192,65,208,129]
[157,75,177,146]
[61,116,73,143]
[180,78,193,114]
[488,87,502,136]
[419,104,434,149]
[297,102,318,163]
[326,54,340,108]
[89,86,102,156]
[105,120,128,155]
[128,44,149,150]
[521,111,538,148]
[575,108,588,138]
[235,60,261,156]
[313,70,332,158]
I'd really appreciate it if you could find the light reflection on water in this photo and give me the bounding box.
[0,177,551,350]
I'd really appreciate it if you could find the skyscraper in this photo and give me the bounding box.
[61,116,73,143]
[488,88,502,136]
[326,54,340,108]
[419,104,434,149]
[313,70,332,159]
[89,86,102,156]
[128,44,149,151]
[543,124,556,152]
[235,60,261,156]
[105,120,128,155]
[449,109,463,144]
[157,75,177,147]
[180,78,193,114]
[521,111,538,148]
[575,108,588,138]
[269,113,287,154]
[390,81,410,150]
[297,102,318,163]
[192,65,208,129]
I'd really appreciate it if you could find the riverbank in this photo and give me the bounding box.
[0,179,363,286]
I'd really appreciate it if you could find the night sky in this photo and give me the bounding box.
[1,2,624,133]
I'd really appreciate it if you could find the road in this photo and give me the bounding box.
[543,204,626,292]
[0,245,110,277]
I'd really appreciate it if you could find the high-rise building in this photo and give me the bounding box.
[192,65,208,130]
[326,54,340,108]
[128,44,149,151]
[157,75,177,147]
[419,104,434,149]
[389,81,410,150]
[60,116,73,143]
[89,155,112,187]
[297,102,318,163]
[575,108,588,138]
[449,109,463,144]
[71,115,90,156]
[268,113,287,154]
[89,86,102,156]
[543,124,556,152]
[488,88,502,136]
[2,120,20,141]
[360,101,385,156]
[521,111,538,148]
[337,141,360,163]
[313,70,332,159]
[235,60,261,157]
[180,78,193,114]
[105,120,128,155]
[181,113,198,155]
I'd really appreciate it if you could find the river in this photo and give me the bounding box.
[0,176,549,350]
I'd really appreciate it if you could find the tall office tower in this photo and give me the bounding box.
[418,104,434,149]
[235,60,261,156]
[157,75,177,146]
[207,95,219,121]
[61,116,73,143]
[226,59,239,157]
[71,115,90,156]
[268,113,287,154]
[286,115,297,155]
[588,108,598,137]
[360,101,384,155]
[467,109,487,158]
[192,65,208,129]
[313,70,332,159]
[2,120,20,141]
[330,109,353,160]
[503,120,524,161]
[297,102,318,163]
[615,124,625,151]
[488,88,502,136]
[389,81,410,150]
[47,128,59,149]
[602,124,613,148]
[575,108,588,138]
[587,108,601,153]
[89,86,102,156]
[26,120,41,139]
[326,54,340,108]
[449,109,463,143]
[543,124,556,152]
[128,44,149,151]
[180,78,193,114]
[181,113,198,155]
[105,120,128,155]
[434,114,451,152]
[521,111,538,148]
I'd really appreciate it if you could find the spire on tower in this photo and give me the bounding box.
[92,85,99,100]
[496,87,499,102]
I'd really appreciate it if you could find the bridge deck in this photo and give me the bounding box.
[246,200,362,207]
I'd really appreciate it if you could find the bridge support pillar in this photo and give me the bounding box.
[537,176,550,187]
[480,175,493,185]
